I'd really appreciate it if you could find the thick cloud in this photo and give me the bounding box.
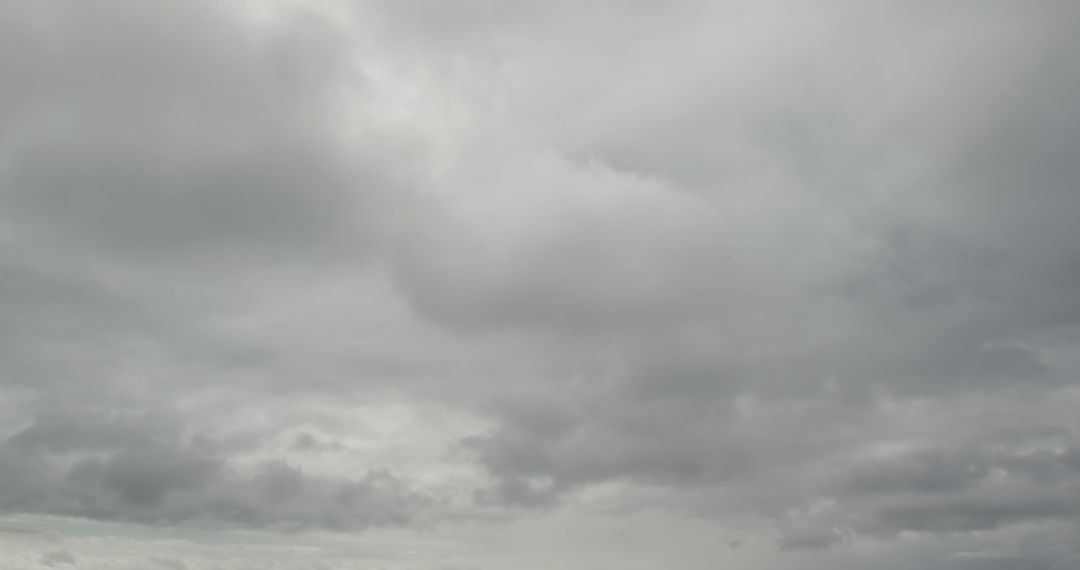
[0,409,431,531]
[38,550,75,568]
[2,0,1080,568]
[0,0,409,270]
[386,0,1080,549]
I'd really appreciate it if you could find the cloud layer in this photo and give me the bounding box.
[2,1,1080,568]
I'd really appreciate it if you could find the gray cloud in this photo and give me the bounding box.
[149,557,187,570]
[0,0,406,271]
[38,549,76,567]
[397,1,1080,552]
[2,0,1080,568]
[0,409,432,531]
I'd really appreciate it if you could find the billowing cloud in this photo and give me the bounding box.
[0,409,432,531]
[1,0,1080,569]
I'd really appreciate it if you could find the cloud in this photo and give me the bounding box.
[0,409,433,531]
[2,0,1080,568]
[149,557,187,570]
[38,549,76,567]
[0,0,412,270]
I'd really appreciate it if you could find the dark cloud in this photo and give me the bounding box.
[39,549,76,567]
[405,4,1080,556]
[812,435,1080,538]
[150,557,188,570]
[2,0,1080,568]
[0,0,403,270]
[776,528,845,552]
[834,448,991,496]
[0,410,432,531]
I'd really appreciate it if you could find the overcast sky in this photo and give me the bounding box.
[2,1,1080,568]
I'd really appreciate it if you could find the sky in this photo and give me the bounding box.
[1,1,1080,568]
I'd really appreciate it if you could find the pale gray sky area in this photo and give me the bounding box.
[2,1,1080,568]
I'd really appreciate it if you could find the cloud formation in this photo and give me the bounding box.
[2,0,1080,569]
[0,409,431,531]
